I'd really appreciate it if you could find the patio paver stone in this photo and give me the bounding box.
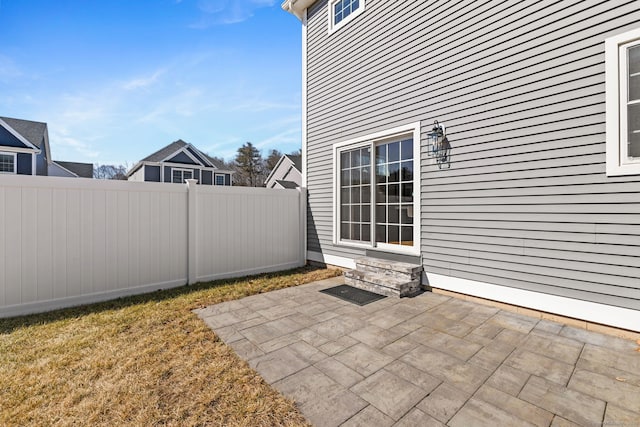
[196,276,640,426]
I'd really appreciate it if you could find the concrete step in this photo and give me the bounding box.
[344,270,421,298]
[355,257,422,282]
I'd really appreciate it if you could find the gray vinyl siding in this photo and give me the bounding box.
[35,150,47,176]
[305,0,640,310]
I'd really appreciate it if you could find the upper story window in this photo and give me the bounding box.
[329,0,364,34]
[605,28,640,176]
[172,168,193,184]
[0,153,16,173]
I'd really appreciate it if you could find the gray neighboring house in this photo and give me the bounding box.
[127,139,234,185]
[265,154,302,189]
[283,1,640,331]
[0,116,93,178]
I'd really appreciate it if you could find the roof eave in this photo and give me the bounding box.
[281,0,315,20]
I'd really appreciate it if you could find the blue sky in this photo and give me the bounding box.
[0,0,302,165]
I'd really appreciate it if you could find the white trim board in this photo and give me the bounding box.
[327,0,366,35]
[0,151,17,174]
[301,9,308,188]
[605,26,640,176]
[427,273,640,333]
[305,251,640,332]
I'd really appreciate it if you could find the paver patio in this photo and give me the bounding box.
[195,276,640,427]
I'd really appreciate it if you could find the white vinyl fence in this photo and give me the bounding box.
[0,175,306,318]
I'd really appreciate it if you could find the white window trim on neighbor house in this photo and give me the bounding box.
[606,27,640,176]
[328,0,365,35]
[0,152,16,174]
[332,122,421,256]
[214,173,225,186]
[172,168,193,184]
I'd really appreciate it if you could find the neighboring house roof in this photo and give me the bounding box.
[276,180,299,189]
[128,139,232,177]
[0,116,47,149]
[0,116,52,164]
[265,153,303,187]
[288,154,302,171]
[53,161,94,178]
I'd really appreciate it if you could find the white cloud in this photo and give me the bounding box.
[2,45,300,164]
[189,0,275,28]
[254,127,300,149]
[122,69,166,90]
[50,129,100,159]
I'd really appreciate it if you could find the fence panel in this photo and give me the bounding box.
[0,176,188,317]
[194,184,305,282]
[0,176,305,318]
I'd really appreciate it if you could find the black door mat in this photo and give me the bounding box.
[320,284,387,306]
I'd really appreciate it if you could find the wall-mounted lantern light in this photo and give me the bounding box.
[427,120,451,169]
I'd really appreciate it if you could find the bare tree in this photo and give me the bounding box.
[94,164,128,180]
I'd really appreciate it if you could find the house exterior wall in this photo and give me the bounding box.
[48,162,77,178]
[304,0,640,326]
[265,157,302,188]
[266,160,289,188]
[285,166,302,187]
[158,164,223,185]
[35,151,47,176]
[127,166,144,182]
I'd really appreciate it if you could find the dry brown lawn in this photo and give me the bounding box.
[0,266,341,426]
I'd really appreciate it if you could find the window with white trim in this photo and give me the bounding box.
[215,174,225,186]
[0,153,16,173]
[606,28,640,176]
[172,168,193,183]
[329,0,364,34]
[335,123,420,254]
